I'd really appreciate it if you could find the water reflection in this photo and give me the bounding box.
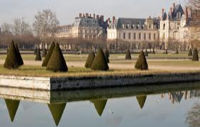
[4,99,20,122]
[91,100,107,116]
[186,103,200,127]
[1,82,200,126]
[136,96,147,109]
[48,103,66,126]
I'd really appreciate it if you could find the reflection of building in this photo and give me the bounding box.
[107,17,159,50]
[159,3,190,49]
[56,13,108,40]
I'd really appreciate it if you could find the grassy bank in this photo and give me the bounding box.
[0,65,199,78]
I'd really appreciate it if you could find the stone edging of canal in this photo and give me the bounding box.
[0,72,200,91]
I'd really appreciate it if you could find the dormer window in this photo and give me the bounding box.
[126,24,129,29]
[122,24,125,28]
[131,25,135,29]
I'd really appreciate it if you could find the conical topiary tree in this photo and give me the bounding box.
[175,48,179,54]
[135,51,148,70]
[91,48,109,71]
[42,48,47,57]
[152,48,155,54]
[42,42,55,67]
[192,48,199,61]
[125,50,132,60]
[34,47,37,54]
[47,43,68,72]
[4,41,20,69]
[15,43,24,66]
[164,49,168,54]
[85,51,95,68]
[35,47,42,61]
[104,49,110,63]
[188,48,192,56]
[145,49,148,56]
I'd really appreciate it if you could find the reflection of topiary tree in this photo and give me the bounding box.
[4,99,20,122]
[47,43,68,72]
[4,41,20,69]
[125,50,132,60]
[48,103,66,126]
[42,42,55,67]
[136,96,147,109]
[35,47,42,61]
[192,48,199,61]
[186,103,200,127]
[135,51,148,70]
[91,99,107,116]
[91,48,109,71]
[85,51,95,68]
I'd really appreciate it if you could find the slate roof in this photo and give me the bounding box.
[116,18,146,29]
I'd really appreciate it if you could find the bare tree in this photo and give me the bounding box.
[186,0,200,48]
[33,9,60,38]
[1,23,12,35]
[12,18,32,35]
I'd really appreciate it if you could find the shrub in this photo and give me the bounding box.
[135,51,148,70]
[48,103,66,126]
[104,49,110,63]
[42,42,55,67]
[35,47,42,61]
[34,48,37,54]
[188,49,192,56]
[91,48,109,71]
[42,48,47,57]
[4,41,20,69]
[145,49,148,56]
[175,48,179,54]
[136,96,147,109]
[47,43,68,72]
[125,50,132,60]
[152,48,155,54]
[192,48,199,61]
[164,49,168,54]
[91,100,107,116]
[85,51,95,68]
[15,43,24,66]
[5,99,20,122]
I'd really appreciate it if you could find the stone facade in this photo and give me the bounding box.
[55,13,108,40]
[107,17,159,50]
[159,3,190,49]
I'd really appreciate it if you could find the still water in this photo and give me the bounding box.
[0,82,200,127]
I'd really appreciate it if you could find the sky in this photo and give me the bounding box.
[0,0,185,26]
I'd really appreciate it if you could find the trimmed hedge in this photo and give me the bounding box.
[135,51,148,70]
[42,42,55,67]
[85,51,95,68]
[35,47,42,61]
[125,50,132,60]
[192,48,199,61]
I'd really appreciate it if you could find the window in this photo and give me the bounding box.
[133,33,136,40]
[154,33,156,40]
[129,33,131,39]
[144,33,146,40]
[139,33,141,40]
[149,33,151,40]
[119,33,121,39]
[163,24,165,30]
[123,33,126,39]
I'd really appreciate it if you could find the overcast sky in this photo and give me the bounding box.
[0,0,185,26]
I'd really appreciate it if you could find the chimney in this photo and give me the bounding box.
[185,6,189,22]
[86,13,89,17]
[96,15,99,19]
[79,13,82,18]
[173,3,176,10]
[107,18,110,23]
[162,8,165,14]
[89,14,92,17]
[170,7,173,13]
[101,15,104,22]
[113,16,116,23]
[93,13,95,18]
[83,14,85,18]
